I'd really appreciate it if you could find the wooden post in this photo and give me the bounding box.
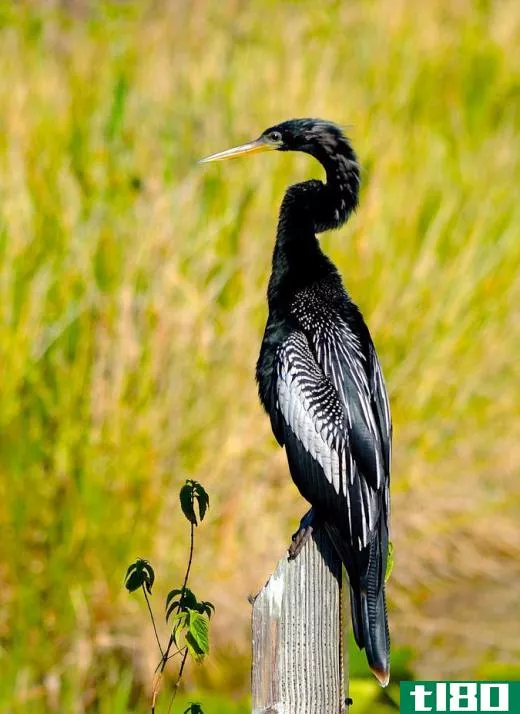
[251,528,347,714]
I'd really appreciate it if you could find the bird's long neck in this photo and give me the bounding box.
[268,138,360,309]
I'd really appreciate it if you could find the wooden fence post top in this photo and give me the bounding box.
[251,528,347,714]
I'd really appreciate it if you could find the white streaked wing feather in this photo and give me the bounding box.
[276,332,376,546]
[315,319,387,490]
[277,340,343,494]
[287,290,392,545]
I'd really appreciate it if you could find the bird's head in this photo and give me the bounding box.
[200,118,350,164]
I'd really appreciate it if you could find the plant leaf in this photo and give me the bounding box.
[181,588,197,610]
[170,611,188,647]
[166,587,198,621]
[179,481,197,524]
[184,704,204,714]
[166,600,180,622]
[165,588,183,607]
[192,600,215,618]
[124,559,155,594]
[193,482,209,523]
[179,480,209,525]
[185,630,205,662]
[187,609,209,656]
[201,601,215,619]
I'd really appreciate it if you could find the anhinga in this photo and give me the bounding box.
[201,118,391,686]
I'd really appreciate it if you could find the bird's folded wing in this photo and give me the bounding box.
[275,331,379,549]
[310,317,389,493]
[368,341,392,480]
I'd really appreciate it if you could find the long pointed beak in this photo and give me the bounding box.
[199,138,274,164]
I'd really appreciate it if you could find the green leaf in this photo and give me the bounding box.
[166,597,210,658]
[385,542,394,583]
[187,609,209,655]
[170,611,188,647]
[124,559,155,594]
[179,480,210,525]
[184,704,204,714]
[169,609,208,661]
[166,588,183,604]
[193,482,210,523]
[185,630,205,662]
[179,481,197,524]
[165,587,197,621]
[195,600,215,619]
[182,588,198,609]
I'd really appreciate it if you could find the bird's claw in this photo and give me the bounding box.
[288,508,317,560]
[288,525,314,559]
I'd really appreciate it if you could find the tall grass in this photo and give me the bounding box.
[0,0,519,710]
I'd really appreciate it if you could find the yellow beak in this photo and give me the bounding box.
[199,138,275,163]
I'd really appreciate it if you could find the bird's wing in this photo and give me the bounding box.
[285,305,391,678]
[275,331,379,549]
[368,340,392,486]
[310,316,389,494]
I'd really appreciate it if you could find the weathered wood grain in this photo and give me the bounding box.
[251,528,347,714]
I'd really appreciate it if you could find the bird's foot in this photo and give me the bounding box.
[288,508,319,560]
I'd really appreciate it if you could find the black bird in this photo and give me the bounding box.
[201,118,391,686]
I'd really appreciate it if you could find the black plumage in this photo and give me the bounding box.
[201,118,391,686]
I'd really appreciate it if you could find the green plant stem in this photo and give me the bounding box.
[160,521,195,672]
[143,584,164,657]
[180,522,195,610]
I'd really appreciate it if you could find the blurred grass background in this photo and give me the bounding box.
[0,0,519,711]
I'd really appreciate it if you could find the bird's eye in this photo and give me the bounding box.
[267,131,282,143]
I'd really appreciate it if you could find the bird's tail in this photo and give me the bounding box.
[326,520,390,686]
[350,579,390,686]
